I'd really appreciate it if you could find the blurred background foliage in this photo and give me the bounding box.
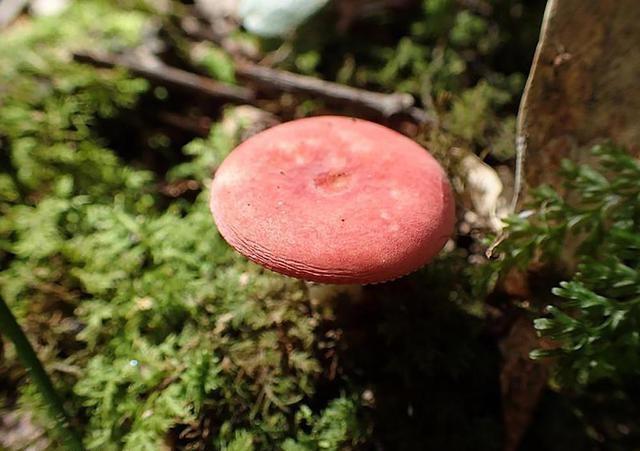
[1,0,639,450]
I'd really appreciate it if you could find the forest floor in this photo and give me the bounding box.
[1,1,636,450]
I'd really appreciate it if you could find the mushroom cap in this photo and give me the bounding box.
[210,116,455,284]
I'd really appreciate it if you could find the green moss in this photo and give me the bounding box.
[193,43,237,84]
[3,0,600,449]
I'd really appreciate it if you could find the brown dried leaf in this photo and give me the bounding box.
[518,0,640,193]
[500,316,550,451]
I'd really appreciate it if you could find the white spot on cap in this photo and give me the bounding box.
[215,165,243,187]
[277,142,297,154]
[349,141,372,153]
[327,154,347,167]
[335,129,372,153]
[303,138,322,147]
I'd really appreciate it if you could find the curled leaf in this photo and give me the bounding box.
[239,0,329,37]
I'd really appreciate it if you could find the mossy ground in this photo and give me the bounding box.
[2,1,636,450]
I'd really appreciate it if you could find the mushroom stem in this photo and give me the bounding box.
[306,282,364,306]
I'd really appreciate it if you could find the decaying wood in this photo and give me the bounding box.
[73,50,255,104]
[517,0,640,193]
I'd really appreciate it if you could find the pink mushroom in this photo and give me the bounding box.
[210,116,455,284]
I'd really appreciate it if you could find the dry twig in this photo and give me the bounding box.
[74,48,433,124]
[235,61,432,122]
[180,17,433,123]
[73,50,255,104]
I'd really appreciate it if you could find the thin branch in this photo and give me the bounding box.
[74,49,434,125]
[73,50,255,104]
[157,111,211,136]
[235,61,430,120]
[179,19,433,123]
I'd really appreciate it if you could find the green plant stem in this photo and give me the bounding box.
[0,296,84,450]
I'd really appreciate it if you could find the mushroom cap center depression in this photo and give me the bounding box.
[210,116,455,284]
